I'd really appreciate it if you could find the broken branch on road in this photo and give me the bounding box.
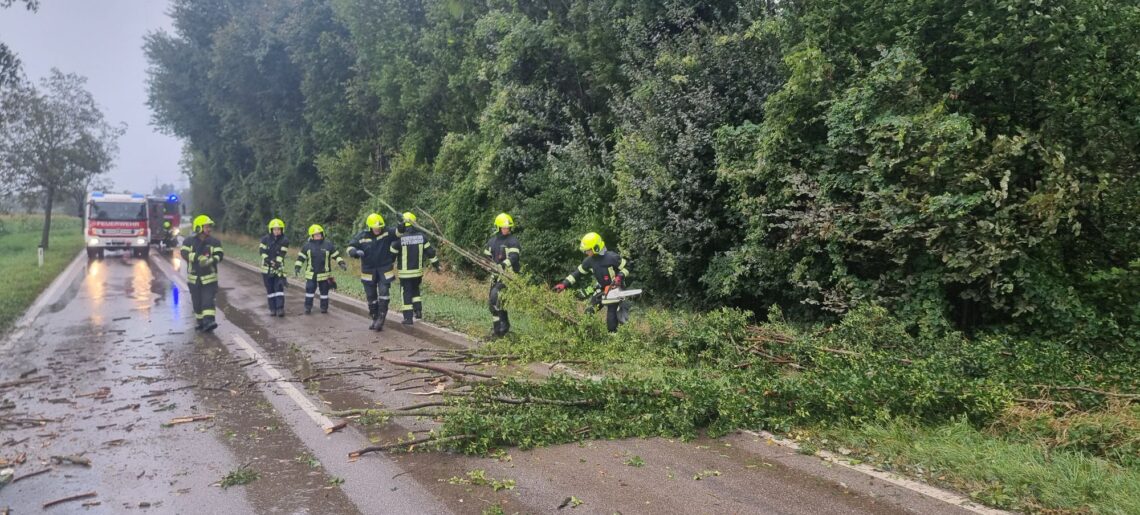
[166,414,215,426]
[348,433,474,458]
[42,492,97,509]
[50,455,91,468]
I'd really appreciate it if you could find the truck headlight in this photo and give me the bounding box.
[136,238,147,245]
[88,238,99,246]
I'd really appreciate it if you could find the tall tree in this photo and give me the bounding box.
[0,69,124,248]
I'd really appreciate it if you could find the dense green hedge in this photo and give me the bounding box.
[146,0,1140,346]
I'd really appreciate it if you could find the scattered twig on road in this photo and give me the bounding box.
[42,492,97,509]
[12,467,51,484]
[324,421,348,434]
[383,357,497,381]
[2,437,29,447]
[0,376,48,389]
[50,455,91,468]
[18,368,38,379]
[348,434,473,458]
[389,374,441,386]
[166,414,215,426]
[76,387,111,400]
[141,385,196,398]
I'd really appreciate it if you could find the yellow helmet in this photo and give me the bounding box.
[579,232,604,253]
[163,220,172,229]
[267,218,285,231]
[402,212,417,226]
[308,224,324,237]
[494,213,514,229]
[366,213,385,229]
[192,214,214,233]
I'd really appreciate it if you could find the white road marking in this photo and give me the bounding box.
[744,429,1010,515]
[148,254,337,432]
[1,251,85,353]
[228,333,336,430]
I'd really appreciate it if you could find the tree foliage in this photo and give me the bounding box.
[147,0,1140,345]
[0,69,123,248]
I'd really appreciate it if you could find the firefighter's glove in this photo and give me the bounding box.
[432,262,441,272]
[612,275,623,287]
[554,282,567,293]
[349,248,361,258]
[338,261,348,272]
[196,255,212,266]
[294,265,301,277]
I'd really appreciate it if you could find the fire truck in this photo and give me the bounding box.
[146,194,183,251]
[84,192,151,259]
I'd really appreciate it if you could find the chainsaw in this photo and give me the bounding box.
[604,286,643,301]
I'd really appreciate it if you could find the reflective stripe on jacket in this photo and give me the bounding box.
[295,239,343,281]
[180,234,224,285]
[389,227,437,279]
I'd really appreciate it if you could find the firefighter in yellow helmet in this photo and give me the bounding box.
[554,232,631,333]
[180,215,224,332]
[294,224,346,314]
[347,213,399,331]
[389,212,439,325]
[483,213,520,337]
[259,218,289,317]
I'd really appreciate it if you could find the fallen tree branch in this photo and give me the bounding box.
[50,455,91,467]
[382,357,494,381]
[349,434,473,458]
[1029,385,1140,400]
[0,376,48,389]
[1016,398,1077,409]
[166,414,215,425]
[12,467,51,483]
[42,492,97,509]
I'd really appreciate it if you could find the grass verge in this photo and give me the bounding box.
[0,215,84,334]
[810,417,1140,513]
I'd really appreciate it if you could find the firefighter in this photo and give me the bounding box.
[389,212,439,325]
[347,213,399,331]
[294,224,346,314]
[259,218,289,317]
[483,213,520,337]
[554,232,630,333]
[160,220,178,250]
[180,215,224,332]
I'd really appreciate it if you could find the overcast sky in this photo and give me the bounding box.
[0,0,184,194]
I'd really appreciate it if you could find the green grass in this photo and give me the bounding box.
[0,215,84,334]
[217,231,536,337]
[219,465,259,489]
[813,418,1140,513]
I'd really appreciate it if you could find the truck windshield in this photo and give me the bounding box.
[88,201,147,221]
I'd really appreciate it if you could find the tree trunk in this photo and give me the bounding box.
[40,187,54,250]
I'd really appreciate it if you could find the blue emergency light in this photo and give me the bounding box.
[167,194,179,203]
[91,191,104,198]
[131,193,145,199]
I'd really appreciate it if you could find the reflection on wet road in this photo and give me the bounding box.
[0,253,356,514]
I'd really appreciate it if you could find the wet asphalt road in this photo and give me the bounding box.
[0,251,984,514]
